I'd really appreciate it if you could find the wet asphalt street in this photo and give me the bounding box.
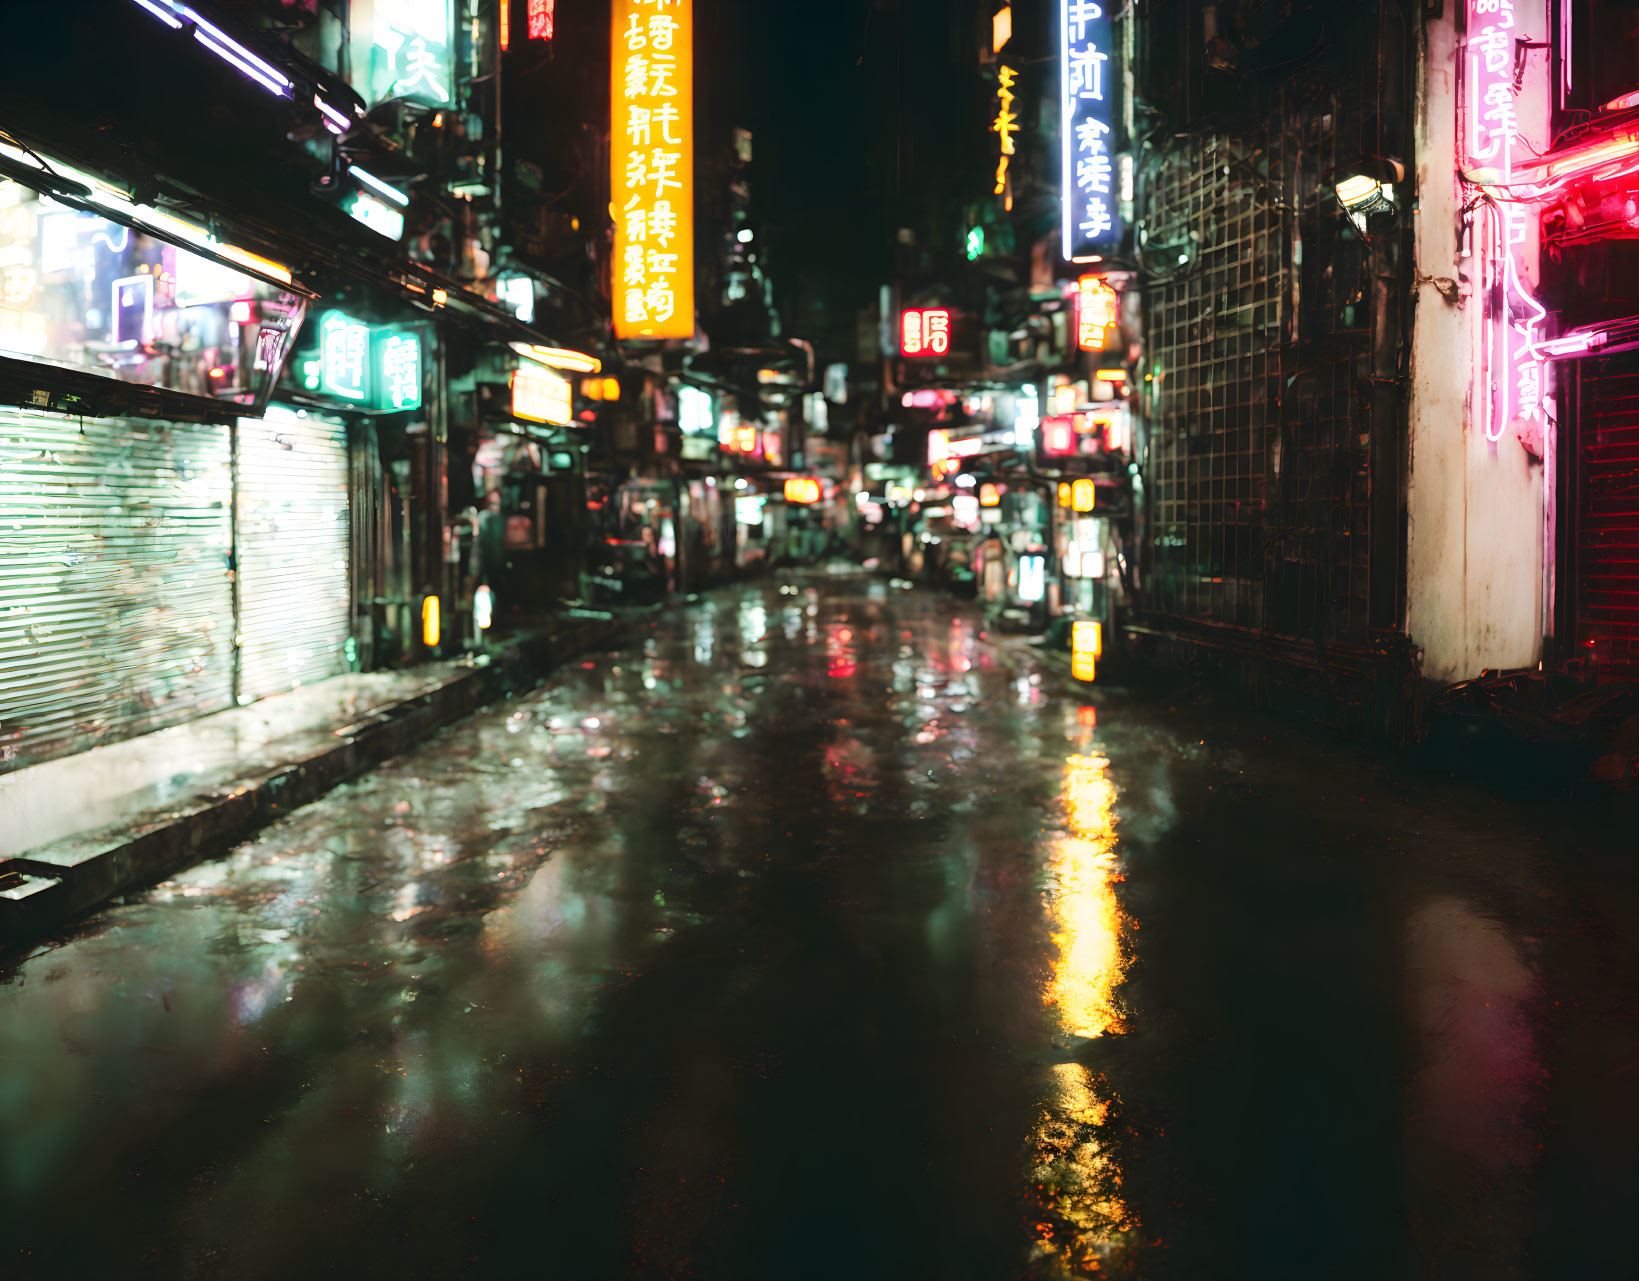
[4,575,1639,1280]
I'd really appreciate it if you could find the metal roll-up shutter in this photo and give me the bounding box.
[235,409,352,704]
[0,408,234,773]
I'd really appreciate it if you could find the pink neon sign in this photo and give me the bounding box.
[1466,0,1546,444]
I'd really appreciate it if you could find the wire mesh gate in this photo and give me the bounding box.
[1139,79,1398,659]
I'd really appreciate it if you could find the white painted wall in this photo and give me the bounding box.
[1407,3,1551,683]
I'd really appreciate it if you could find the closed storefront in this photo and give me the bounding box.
[235,408,353,703]
[0,408,234,772]
[1562,358,1639,682]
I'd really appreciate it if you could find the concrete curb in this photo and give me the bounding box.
[0,617,627,951]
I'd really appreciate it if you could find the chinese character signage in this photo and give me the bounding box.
[612,0,695,341]
[1061,0,1119,260]
[994,65,1018,199]
[369,0,453,107]
[1076,274,1118,351]
[1464,0,1544,445]
[900,308,951,357]
[528,0,555,40]
[304,313,423,411]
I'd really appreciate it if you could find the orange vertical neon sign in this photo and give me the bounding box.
[612,0,695,341]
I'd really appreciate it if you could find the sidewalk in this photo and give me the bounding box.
[0,614,626,949]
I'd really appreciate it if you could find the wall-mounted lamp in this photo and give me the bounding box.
[1333,157,1405,217]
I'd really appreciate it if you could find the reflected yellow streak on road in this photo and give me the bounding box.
[1046,754,1124,1039]
[1032,749,1134,1272]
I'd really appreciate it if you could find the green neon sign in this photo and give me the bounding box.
[306,313,422,411]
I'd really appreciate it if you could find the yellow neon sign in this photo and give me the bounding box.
[994,65,1018,198]
[611,0,695,341]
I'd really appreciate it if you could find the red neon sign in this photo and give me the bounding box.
[1464,0,1545,446]
[900,308,952,357]
[528,0,555,40]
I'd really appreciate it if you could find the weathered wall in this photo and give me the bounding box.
[1407,3,1550,683]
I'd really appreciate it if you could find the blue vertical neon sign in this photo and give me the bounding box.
[1061,0,1120,261]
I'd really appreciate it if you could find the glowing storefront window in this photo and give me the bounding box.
[0,177,304,411]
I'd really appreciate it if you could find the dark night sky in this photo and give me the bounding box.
[508,0,976,361]
[733,0,894,358]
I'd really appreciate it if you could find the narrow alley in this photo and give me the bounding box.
[3,577,1635,1280]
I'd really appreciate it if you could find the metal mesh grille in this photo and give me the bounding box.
[1142,86,1379,648]
[1578,364,1639,678]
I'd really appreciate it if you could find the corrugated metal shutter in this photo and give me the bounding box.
[1579,369,1639,679]
[0,408,234,773]
[235,410,352,703]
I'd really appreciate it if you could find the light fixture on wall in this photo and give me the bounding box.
[1333,157,1405,217]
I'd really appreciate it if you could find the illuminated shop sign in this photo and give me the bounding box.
[679,385,715,437]
[1464,0,1544,444]
[0,171,304,412]
[1019,554,1047,603]
[612,0,696,341]
[900,307,951,357]
[784,477,821,504]
[299,313,423,411]
[1077,274,1118,351]
[512,366,573,425]
[1071,620,1100,682]
[499,274,534,323]
[1061,0,1120,260]
[345,192,405,241]
[528,0,556,39]
[368,0,453,107]
[994,65,1019,201]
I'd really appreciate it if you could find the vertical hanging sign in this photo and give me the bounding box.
[1464,0,1545,444]
[612,0,696,341]
[994,65,1019,202]
[1061,0,1120,261]
[528,0,555,40]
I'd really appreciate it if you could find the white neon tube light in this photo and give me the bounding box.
[350,165,409,208]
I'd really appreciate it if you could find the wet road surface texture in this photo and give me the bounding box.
[4,576,1639,1280]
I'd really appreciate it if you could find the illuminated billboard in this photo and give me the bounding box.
[612,0,695,341]
[1061,0,1120,260]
